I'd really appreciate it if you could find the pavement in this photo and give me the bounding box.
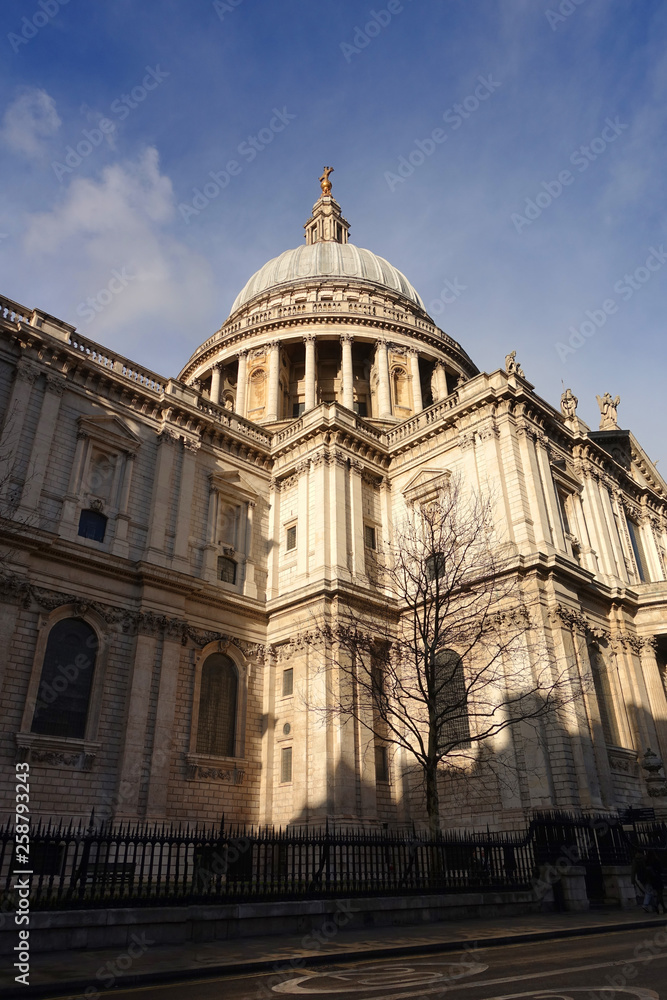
[2,906,666,999]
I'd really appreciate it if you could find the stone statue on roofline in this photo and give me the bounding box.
[505,350,524,378]
[560,387,578,419]
[596,392,620,430]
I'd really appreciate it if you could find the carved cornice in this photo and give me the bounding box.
[0,572,268,657]
[185,754,246,783]
[15,733,100,771]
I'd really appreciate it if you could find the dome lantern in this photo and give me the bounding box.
[303,166,350,246]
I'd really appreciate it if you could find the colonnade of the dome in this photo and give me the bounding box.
[198,332,460,424]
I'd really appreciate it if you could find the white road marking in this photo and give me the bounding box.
[272,953,667,997]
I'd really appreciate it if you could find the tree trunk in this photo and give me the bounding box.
[425,761,440,837]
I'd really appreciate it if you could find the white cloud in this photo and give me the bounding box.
[0,88,61,158]
[21,146,217,356]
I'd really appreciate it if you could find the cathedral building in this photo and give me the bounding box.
[0,174,666,831]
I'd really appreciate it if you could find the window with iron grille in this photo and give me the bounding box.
[31,619,98,739]
[282,667,294,697]
[286,524,297,551]
[78,509,107,542]
[434,649,471,748]
[364,524,376,550]
[281,746,293,783]
[196,654,238,756]
[218,556,237,584]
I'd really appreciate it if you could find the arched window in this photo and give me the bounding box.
[434,649,471,749]
[196,653,238,756]
[391,366,409,411]
[31,619,98,739]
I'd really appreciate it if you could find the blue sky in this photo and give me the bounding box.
[1,0,665,465]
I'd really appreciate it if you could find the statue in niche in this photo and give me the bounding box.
[596,392,620,430]
[319,166,334,196]
[560,387,578,419]
[505,350,524,377]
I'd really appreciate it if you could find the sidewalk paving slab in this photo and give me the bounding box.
[2,907,666,1000]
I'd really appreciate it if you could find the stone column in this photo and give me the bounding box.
[435,363,448,401]
[110,452,136,558]
[146,636,182,819]
[349,459,366,579]
[19,374,65,513]
[329,453,349,578]
[341,334,354,411]
[114,632,158,819]
[304,335,317,411]
[267,341,281,421]
[202,477,220,582]
[210,363,222,405]
[408,349,422,413]
[267,478,281,599]
[236,351,248,418]
[375,340,391,418]
[172,439,200,571]
[244,501,257,598]
[146,429,177,565]
[0,359,39,498]
[639,638,667,767]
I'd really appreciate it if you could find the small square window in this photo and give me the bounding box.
[364,525,376,550]
[286,525,297,551]
[353,401,368,417]
[78,508,107,542]
[281,746,293,783]
[292,402,305,417]
[282,668,294,697]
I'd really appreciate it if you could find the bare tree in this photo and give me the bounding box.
[316,476,573,835]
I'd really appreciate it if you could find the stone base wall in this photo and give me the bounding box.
[0,892,541,955]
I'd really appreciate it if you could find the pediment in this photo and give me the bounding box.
[78,414,142,453]
[209,469,259,503]
[402,468,451,504]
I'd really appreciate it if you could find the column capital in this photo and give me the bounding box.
[267,340,280,351]
[340,333,354,344]
[303,333,316,344]
[45,374,66,396]
[237,348,248,359]
[14,359,40,384]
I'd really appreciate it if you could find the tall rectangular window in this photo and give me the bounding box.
[286,524,297,551]
[282,668,294,697]
[280,746,293,783]
[364,525,376,550]
[375,745,389,782]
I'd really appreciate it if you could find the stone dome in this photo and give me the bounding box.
[230,243,426,315]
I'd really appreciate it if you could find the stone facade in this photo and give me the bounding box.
[1,186,666,831]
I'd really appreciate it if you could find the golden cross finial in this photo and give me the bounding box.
[319,166,334,196]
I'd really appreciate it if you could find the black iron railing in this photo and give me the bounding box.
[1,812,665,910]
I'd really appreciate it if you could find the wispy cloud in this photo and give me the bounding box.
[0,87,61,158]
